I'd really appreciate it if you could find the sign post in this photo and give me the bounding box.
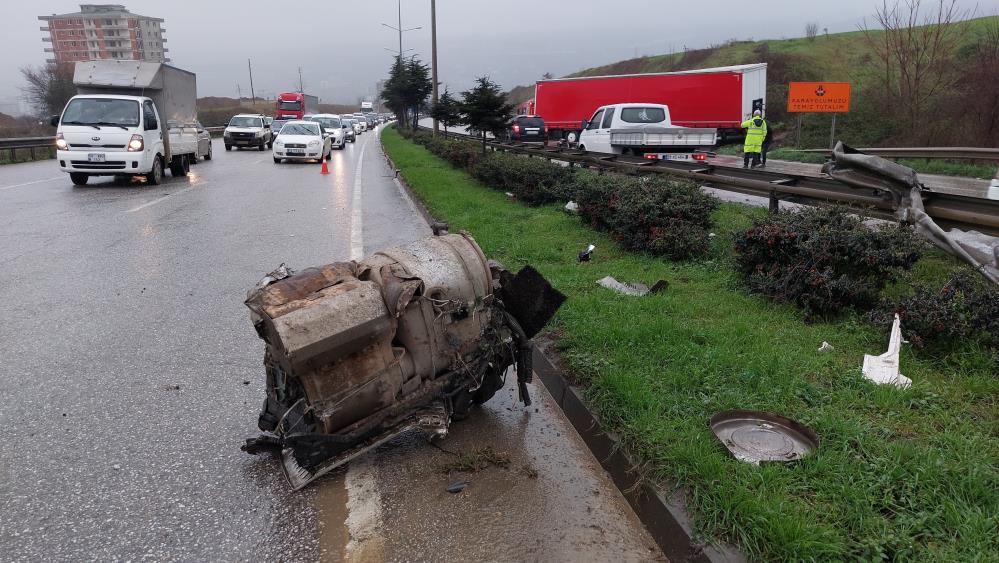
[787,82,851,150]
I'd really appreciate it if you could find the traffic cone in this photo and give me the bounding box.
[320,154,330,175]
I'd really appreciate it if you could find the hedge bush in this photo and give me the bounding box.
[397,127,718,260]
[734,208,923,316]
[575,171,719,260]
[870,272,999,352]
[470,153,576,205]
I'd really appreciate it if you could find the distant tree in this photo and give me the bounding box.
[460,77,514,154]
[20,63,75,117]
[379,56,432,130]
[403,57,432,128]
[542,72,554,80]
[805,22,819,41]
[862,0,971,141]
[429,87,462,134]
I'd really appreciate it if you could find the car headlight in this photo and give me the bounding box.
[223,130,231,138]
[255,130,265,137]
[274,140,284,147]
[308,140,320,147]
[127,134,144,152]
[55,133,67,150]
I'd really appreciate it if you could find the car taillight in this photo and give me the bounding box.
[644,153,659,160]
[127,134,144,152]
[693,153,707,161]
[512,124,520,133]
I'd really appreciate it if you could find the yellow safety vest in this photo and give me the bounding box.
[741,117,767,154]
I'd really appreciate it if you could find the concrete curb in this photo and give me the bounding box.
[380,129,746,563]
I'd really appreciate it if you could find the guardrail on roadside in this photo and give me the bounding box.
[414,125,999,236]
[796,147,999,162]
[0,127,228,162]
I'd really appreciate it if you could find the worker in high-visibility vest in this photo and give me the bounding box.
[741,110,767,168]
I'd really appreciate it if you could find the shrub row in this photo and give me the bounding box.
[733,207,923,317]
[400,127,719,259]
[871,272,999,352]
[399,127,994,342]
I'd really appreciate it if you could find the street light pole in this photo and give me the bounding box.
[247,59,256,106]
[431,0,439,135]
[381,0,422,62]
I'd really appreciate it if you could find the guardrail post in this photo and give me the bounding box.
[769,190,779,214]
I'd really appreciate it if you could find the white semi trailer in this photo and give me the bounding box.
[53,60,205,186]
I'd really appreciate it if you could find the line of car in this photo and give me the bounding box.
[222,112,391,163]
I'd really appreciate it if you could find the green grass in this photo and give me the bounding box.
[0,147,55,166]
[382,126,998,562]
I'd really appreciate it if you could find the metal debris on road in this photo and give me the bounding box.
[709,410,819,465]
[241,233,565,490]
[596,276,668,297]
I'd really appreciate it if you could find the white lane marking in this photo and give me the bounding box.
[349,139,366,260]
[344,457,385,560]
[125,182,208,213]
[0,176,65,192]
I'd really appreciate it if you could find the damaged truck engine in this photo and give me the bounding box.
[242,232,565,489]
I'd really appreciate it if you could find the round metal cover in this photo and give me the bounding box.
[709,410,818,464]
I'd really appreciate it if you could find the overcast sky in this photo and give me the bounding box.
[1,0,992,114]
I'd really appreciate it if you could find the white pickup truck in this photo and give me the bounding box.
[52,60,206,186]
[577,103,717,161]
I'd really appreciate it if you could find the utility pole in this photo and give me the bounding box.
[298,67,304,92]
[236,82,241,101]
[431,0,439,135]
[247,59,256,106]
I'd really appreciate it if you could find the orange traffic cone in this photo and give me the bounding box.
[320,154,330,175]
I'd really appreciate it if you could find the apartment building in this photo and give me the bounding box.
[39,4,168,64]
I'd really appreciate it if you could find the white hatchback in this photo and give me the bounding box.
[272,121,331,163]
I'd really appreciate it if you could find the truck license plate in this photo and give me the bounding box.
[87,153,106,163]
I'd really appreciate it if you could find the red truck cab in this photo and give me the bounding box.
[276,92,313,120]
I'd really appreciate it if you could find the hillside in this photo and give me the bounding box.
[509,16,999,148]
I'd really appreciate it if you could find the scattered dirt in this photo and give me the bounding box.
[436,446,511,474]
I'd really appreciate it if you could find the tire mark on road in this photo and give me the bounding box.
[124,182,209,213]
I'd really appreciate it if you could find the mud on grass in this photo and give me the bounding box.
[382,126,999,562]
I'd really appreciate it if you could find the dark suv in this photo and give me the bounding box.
[505,115,547,143]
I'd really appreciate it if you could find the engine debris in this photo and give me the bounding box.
[241,233,565,490]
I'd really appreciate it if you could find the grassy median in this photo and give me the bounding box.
[381,126,997,562]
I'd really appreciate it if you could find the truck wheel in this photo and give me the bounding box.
[147,157,163,185]
[70,173,89,186]
[181,155,191,175]
[565,131,578,144]
[273,157,281,164]
[225,144,232,151]
[205,144,213,161]
[267,140,273,149]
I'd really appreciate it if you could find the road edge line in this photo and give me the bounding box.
[349,139,366,260]
[380,128,747,563]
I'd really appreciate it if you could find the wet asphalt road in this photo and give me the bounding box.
[0,128,662,561]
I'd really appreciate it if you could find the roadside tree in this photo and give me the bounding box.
[429,88,462,134]
[380,56,432,130]
[460,77,514,154]
[20,63,75,117]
